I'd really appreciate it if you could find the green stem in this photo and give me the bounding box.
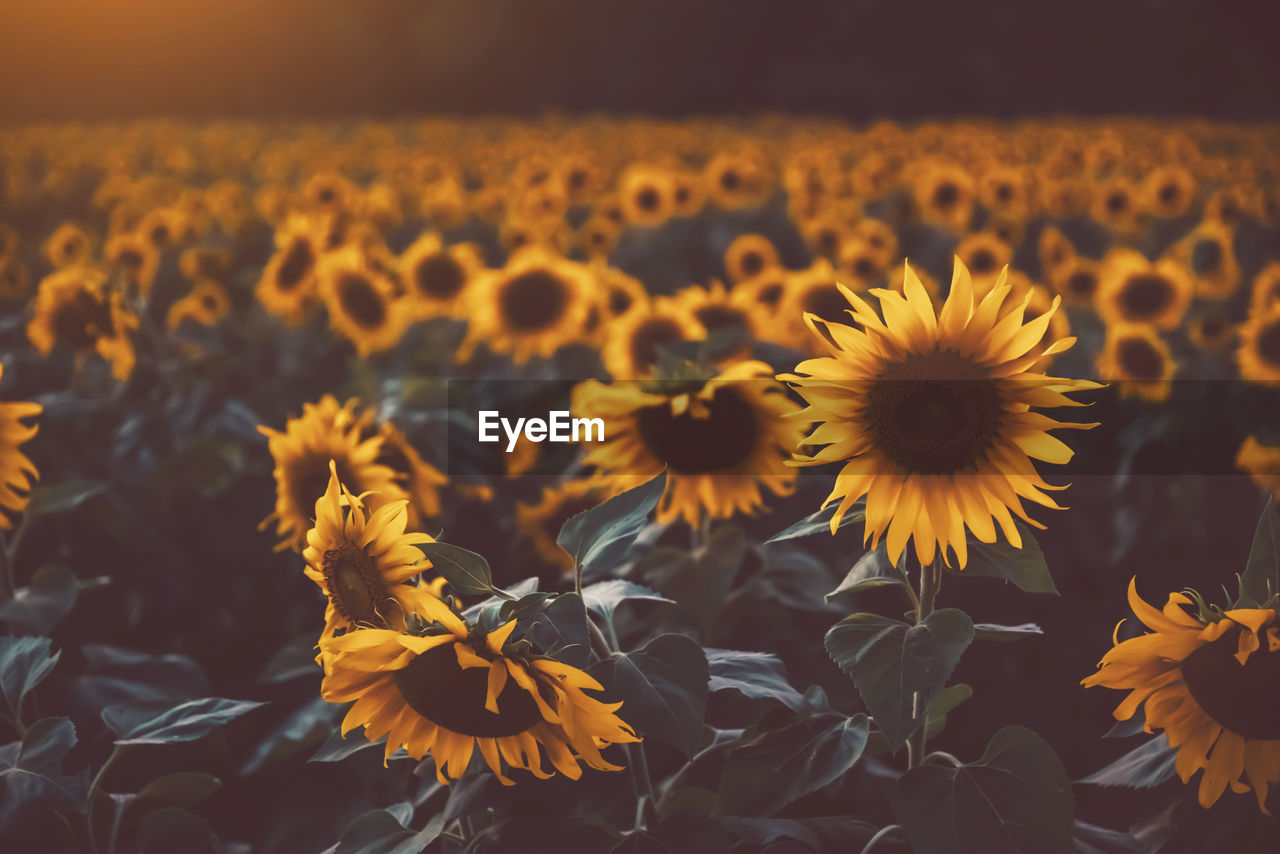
[859,824,903,854]
[906,559,943,768]
[86,745,125,854]
[590,609,657,830]
[0,529,14,603]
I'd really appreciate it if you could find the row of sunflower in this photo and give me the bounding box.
[1,117,1279,853]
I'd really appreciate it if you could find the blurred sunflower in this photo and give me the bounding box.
[1083,579,1280,812]
[461,248,596,365]
[575,215,621,259]
[591,264,649,327]
[104,232,160,298]
[724,234,780,284]
[954,232,1013,296]
[318,247,411,357]
[165,279,231,332]
[320,615,638,783]
[838,239,891,290]
[1249,263,1280,316]
[618,164,676,227]
[1049,256,1102,308]
[0,258,31,305]
[257,222,322,325]
[778,260,853,352]
[780,259,1099,568]
[1173,221,1240,300]
[673,281,760,361]
[179,247,234,283]
[1037,226,1076,284]
[398,233,483,318]
[669,168,707,218]
[572,361,804,525]
[1097,249,1193,330]
[27,267,138,380]
[259,396,408,552]
[1236,436,1280,500]
[0,364,40,530]
[0,223,19,260]
[798,214,849,263]
[376,422,447,529]
[914,162,974,232]
[1237,306,1280,386]
[516,480,609,574]
[705,150,772,210]
[1097,324,1177,402]
[1205,187,1256,228]
[1091,178,1146,237]
[41,222,94,269]
[1143,166,1197,219]
[303,461,436,644]
[1187,310,1237,354]
[602,296,703,379]
[977,164,1032,221]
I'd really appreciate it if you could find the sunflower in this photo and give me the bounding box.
[1091,178,1147,237]
[1096,324,1177,402]
[165,279,231,332]
[303,461,437,646]
[602,296,703,380]
[704,150,772,210]
[460,248,597,365]
[669,168,707,218]
[1249,263,1280,316]
[1237,306,1280,386]
[0,258,31,305]
[780,259,1099,569]
[179,248,234,283]
[376,422,447,529]
[319,614,639,783]
[672,281,760,362]
[1172,221,1240,300]
[41,222,95,269]
[1204,187,1257,228]
[0,365,40,530]
[978,165,1032,221]
[259,395,408,552]
[838,239,891,290]
[954,232,1013,296]
[618,164,676,227]
[914,162,975,232]
[576,215,621,259]
[1021,284,1072,371]
[1037,226,1076,284]
[798,214,850,263]
[1097,249,1193,330]
[724,234,780,284]
[778,260,854,352]
[398,232,483,318]
[27,267,138,380]
[104,232,160,298]
[1082,579,1280,812]
[318,247,411,357]
[736,267,792,326]
[256,220,322,325]
[572,360,805,525]
[516,480,609,574]
[1236,437,1280,500]
[302,171,360,215]
[1143,166,1197,219]
[1049,256,1102,308]
[590,264,650,327]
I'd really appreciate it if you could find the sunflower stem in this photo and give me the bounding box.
[625,742,658,831]
[906,558,943,768]
[859,824,903,854]
[86,745,125,854]
[0,528,13,603]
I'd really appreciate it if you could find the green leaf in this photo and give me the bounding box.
[610,830,673,854]
[333,806,445,854]
[526,592,590,667]
[719,712,869,816]
[309,728,387,764]
[75,645,207,709]
[956,522,1058,595]
[1078,734,1178,789]
[766,499,866,544]
[705,648,805,711]
[924,682,972,740]
[644,524,747,635]
[258,636,321,683]
[1239,497,1279,606]
[136,806,216,854]
[416,542,493,595]
[242,696,337,774]
[582,580,674,624]
[557,471,666,580]
[0,717,88,827]
[0,565,78,634]
[722,815,878,850]
[973,623,1044,642]
[591,633,708,757]
[23,480,109,518]
[826,546,904,601]
[892,726,1074,854]
[102,697,266,745]
[135,771,222,809]
[0,636,60,727]
[825,609,974,751]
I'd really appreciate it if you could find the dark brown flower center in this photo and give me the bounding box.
[1257,320,1280,366]
[720,169,740,192]
[1158,183,1180,206]
[635,386,759,474]
[1191,240,1223,275]
[1117,337,1164,380]
[865,349,1002,475]
[322,541,390,626]
[635,187,660,213]
[932,182,958,209]
[756,282,784,307]
[393,643,544,737]
[276,238,314,292]
[852,256,877,278]
[694,304,747,336]
[739,251,765,278]
[413,253,465,300]
[499,270,568,332]
[969,249,997,275]
[1106,192,1128,214]
[629,317,684,373]
[1181,622,1280,740]
[51,290,114,349]
[802,285,851,326]
[1120,274,1174,320]
[336,273,387,329]
[608,288,634,317]
[1068,270,1098,298]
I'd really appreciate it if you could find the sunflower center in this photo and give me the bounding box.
[1181,623,1280,740]
[720,169,740,192]
[740,251,765,278]
[629,317,683,372]
[635,386,759,474]
[756,282,784,307]
[1067,270,1098,298]
[1191,240,1223,275]
[995,184,1013,202]
[336,273,387,329]
[969,249,997,275]
[322,541,389,626]
[852,256,876,278]
[1106,192,1128,213]
[1116,337,1163,380]
[636,187,660,212]
[1120,274,1173,320]
[608,288,634,316]
[1158,183,1180,206]
[499,270,568,332]
[933,182,958,209]
[393,643,544,737]
[1257,320,1280,366]
[802,285,851,326]
[51,290,114,349]
[276,239,314,291]
[414,254,465,300]
[117,248,144,270]
[865,349,1001,475]
[695,304,747,336]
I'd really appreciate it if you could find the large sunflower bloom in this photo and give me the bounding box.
[0,365,40,529]
[1083,580,1280,812]
[780,259,1100,568]
[259,396,408,552]
[320,615,639,784]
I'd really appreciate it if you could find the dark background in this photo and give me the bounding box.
[2,0,1279,122]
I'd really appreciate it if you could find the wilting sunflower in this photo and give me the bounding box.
[572,361,805,525]
[259,396,408,552]
[303,461,437,645]
[41,222,94,269]
[256,218,322,325]
[318,247,411,357]
[320,614,638,783]
[1097,324,1177,402]
[602,296,704,379]
[398,232,483,318]
[165,279,231,333]
[376,421,447,529]
[0,365,40,530]
[780,259,1099,568]
[516,480,609,574]
[1236,437,1280,499]
[1083,579,1280,811]
[27,267,138,380]
[1249,263,1280,316]
[1097,249,1193,330]
[1237,305,1280,386]
[461,248,597,365]
[724,234,780,284]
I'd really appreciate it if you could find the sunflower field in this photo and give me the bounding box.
[1,115,1279,854]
